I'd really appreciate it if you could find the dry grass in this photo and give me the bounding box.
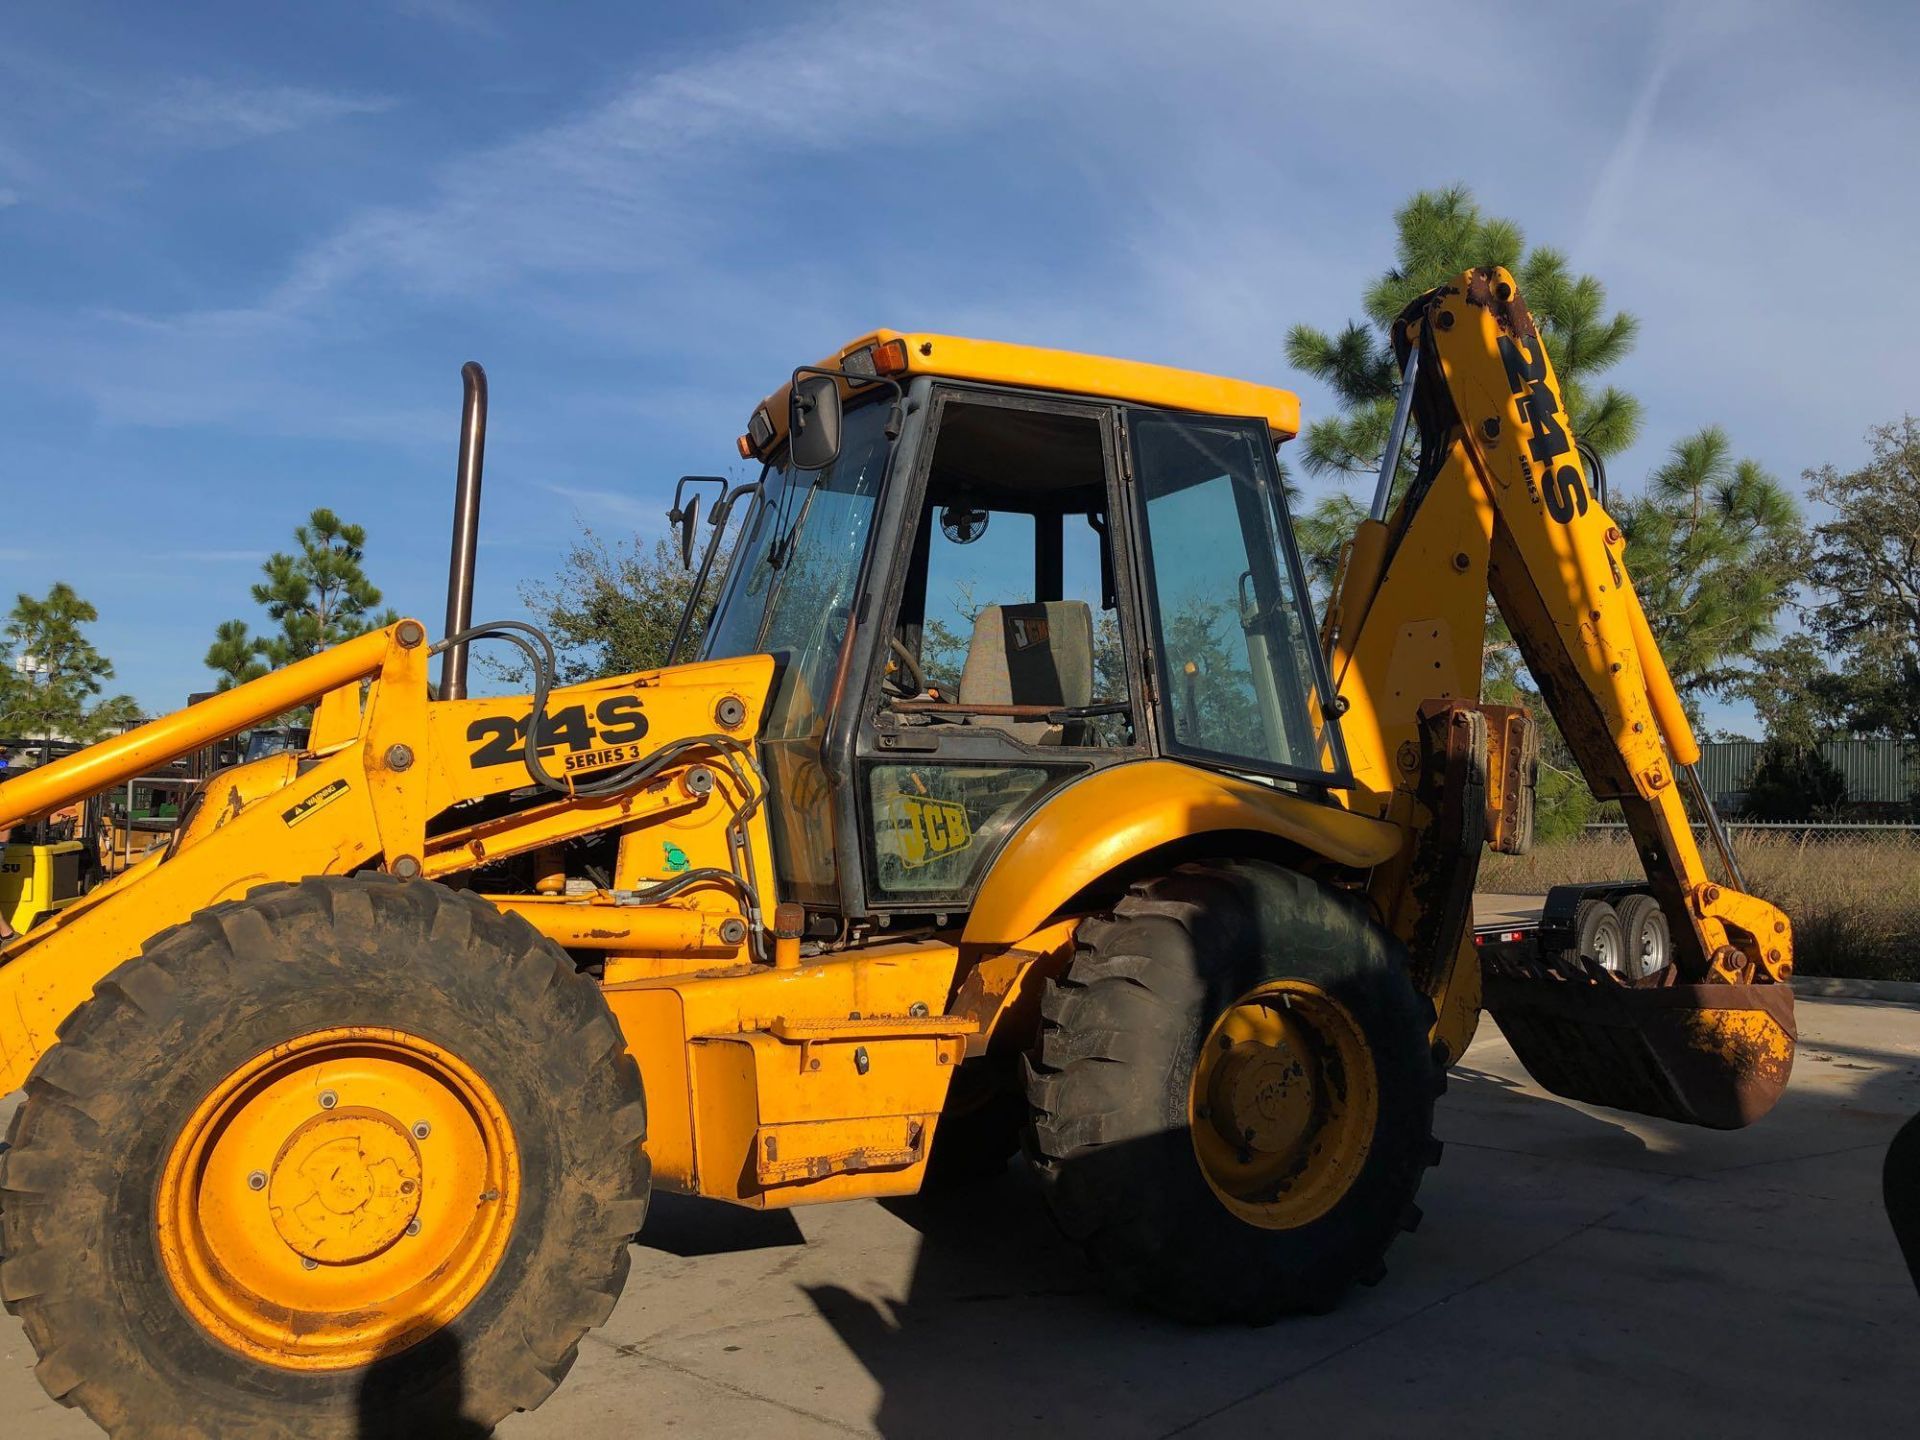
[1479,830,1920,982]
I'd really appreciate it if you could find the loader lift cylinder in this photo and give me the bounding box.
[439,360,488,701]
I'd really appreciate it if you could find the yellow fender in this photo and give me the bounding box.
[961,760,1404,950]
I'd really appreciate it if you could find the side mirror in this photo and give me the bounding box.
[674,495,700,567]
[790,373,843,471]
[666,476,727,570]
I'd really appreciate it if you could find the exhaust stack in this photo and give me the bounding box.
[438,361,488,701]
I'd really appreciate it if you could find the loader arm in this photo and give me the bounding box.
[0,619,778,1094]
[1325,266,1793,1128]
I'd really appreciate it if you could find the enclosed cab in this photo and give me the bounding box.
[700,331,1356,931]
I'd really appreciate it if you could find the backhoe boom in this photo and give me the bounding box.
[1327,266,1793,1128]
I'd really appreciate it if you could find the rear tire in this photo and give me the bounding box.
[1023,859,1437,1322]
[0,875,648,1439]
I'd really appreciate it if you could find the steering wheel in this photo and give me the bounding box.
[885,637,928,698]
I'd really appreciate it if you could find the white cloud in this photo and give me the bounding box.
[141,80,395,149]
[538,482,663,530]
[391,0,500,35]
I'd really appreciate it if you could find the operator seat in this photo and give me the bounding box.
[958,600,1093,745]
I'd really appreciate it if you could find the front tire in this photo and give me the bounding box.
[0,875,649,1438]
[1024,859,1437,1322]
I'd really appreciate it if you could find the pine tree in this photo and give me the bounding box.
[1287,185,1641,546]
[203,619,271,692]
[207,508,396,688]
[1287,185,1801,840]
[0,583,142,747]
[250,508,394,666]
[1620,426,1800,703]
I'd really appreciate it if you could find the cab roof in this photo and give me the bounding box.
[741,329,1300,461]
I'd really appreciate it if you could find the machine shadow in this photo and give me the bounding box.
[356,1329,491,1439]
[798,1034,1920,1440]
[640,1189,806,1257]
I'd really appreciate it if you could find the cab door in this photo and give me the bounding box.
[847,387,1150,918]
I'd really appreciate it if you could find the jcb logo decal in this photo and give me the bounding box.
[876,794,972,870]
[1497,332,1588,525]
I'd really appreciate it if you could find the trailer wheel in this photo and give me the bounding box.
[1572,898,1627,974]
[1612,894,1670,980]
[0,875,648,1439]
[1024,859,1436,1322]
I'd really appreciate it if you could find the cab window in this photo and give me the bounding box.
[1129,410,1345,782]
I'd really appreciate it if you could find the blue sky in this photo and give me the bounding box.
[2,0,1916,734]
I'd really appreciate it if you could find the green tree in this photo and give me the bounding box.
[1287,185,1642,538]
[1745,633,1847,750]
[1291,185,1805,841]
[203,618,271,692]
[1289,187,1644,842]
[1801,417,1920,737]
[250,508,395,666]
[207,507,397,695]
[1619,426,1800,703]
[0,583,142,748]
[1743,741,1847,821]
[516,527,726,684]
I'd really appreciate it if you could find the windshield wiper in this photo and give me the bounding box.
[766,474,826,572]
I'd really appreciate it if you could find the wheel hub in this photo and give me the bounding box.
[157,1027,520,1372]
[268,1110,423,1264]
[1188,981,1379,1230]
[1209,1040,1315,1155]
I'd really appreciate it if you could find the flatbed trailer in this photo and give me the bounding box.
[1473,885,1670,980]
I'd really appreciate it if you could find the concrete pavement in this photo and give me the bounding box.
[5,995,1916,1438]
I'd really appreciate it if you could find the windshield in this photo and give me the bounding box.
[702,395,893,905]
[702,397,893,734]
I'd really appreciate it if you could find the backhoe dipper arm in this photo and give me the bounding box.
[1328,267,1789,989]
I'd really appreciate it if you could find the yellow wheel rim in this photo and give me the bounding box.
[1188,981,1378,1230]
[157,1027,521,1371]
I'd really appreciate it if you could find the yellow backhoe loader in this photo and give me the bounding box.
[0,269,1793,1436]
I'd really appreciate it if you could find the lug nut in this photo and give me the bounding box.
[405,1219,421,1237]
[318,1090,338,1111]
[412,1121,431,1140]
[248,1171,267,1192]
[301,1257,318,1271]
